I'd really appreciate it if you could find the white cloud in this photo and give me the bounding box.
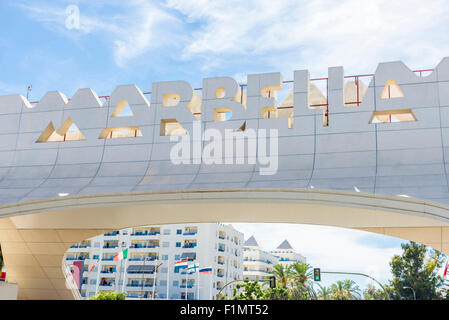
[167,0,449,75]
[18,0,183,67]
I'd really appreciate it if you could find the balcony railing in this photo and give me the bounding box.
[131,231,160,236]
[183,244,197,248]
[127,283,154,287]
[218,261,224,265]
[100,270,116,274]
[129,256,158,261]
[104,232,119,236]
[218,248,225,252]
[103,245,118,249]
[130,244,159,249]
[183,231,198,236]
[180,284,195,289]
[66,256,88,261]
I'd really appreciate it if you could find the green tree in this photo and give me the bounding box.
[287,262,316,300]
[231,278,265,300]
[288,262,313,286]
[268,264,290,288]
[330,280,361,300]
[389,241,447,300]
[363,284,389,300]
[263,284,289,300]
[89,291,126,300]
[317,284,332,300]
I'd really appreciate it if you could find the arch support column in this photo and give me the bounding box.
[0,217,106,299]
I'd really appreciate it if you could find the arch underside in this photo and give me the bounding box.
[0,188,449,299]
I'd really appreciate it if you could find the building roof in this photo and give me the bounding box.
[277,240,293,250]
[244,235,259,247]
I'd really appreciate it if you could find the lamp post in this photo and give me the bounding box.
[403,286,416,300]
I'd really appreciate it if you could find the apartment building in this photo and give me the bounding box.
[243,236,306,283]
[271,240,306,267]
[65,223,244,300]
[243,236,279,283]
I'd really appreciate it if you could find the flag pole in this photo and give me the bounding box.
[95,243,103,294]
[166,255,170,300]
[185,268,188,300]
[121,249,128,293]
[197,267,200,300]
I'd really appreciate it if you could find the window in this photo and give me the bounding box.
[380,80,404,99]
[173,281,179,287]
[162,242,169,248]
[369,109,416,124]
[162,255,168,260]
[177,229,182,235]
[163,229,171,235]
[176,242,181,248]
[175,255,180,260]
[98,126,143,139]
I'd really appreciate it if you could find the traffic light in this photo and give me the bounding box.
[313,268,321,281]
[269,276,276,288]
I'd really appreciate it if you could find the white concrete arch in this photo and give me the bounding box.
[1,188,449,299]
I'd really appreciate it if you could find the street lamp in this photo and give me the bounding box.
[403,286,416,300]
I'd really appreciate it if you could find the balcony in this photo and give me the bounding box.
[130,244,159,249]
[126,283,154,288]
[180,284,195,289]
[66,256,88,261]
[217,274,224,278]
[100,270,116,274]
[183,243,197,249]
[104,231,119,237]
[129,256,158,262]
[218,248,225,252]
[131,231,160,236]
[217,261,224,265]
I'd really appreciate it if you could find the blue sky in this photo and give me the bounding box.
[2,0,449,290]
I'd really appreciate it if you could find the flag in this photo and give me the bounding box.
[444,260,449,277]
[187,263,199,273]
[113,248,128,261]
[199,267,212,274]
[175,259,189,267]
[72,261,83,289]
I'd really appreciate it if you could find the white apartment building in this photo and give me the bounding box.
[271,240,306,267]
[65,223,244,300]
[243,236,279,283]
[243,236,307,283]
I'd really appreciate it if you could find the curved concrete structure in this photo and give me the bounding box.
[1,189,449,299]
[2,58,449,298]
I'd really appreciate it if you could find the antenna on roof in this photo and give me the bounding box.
[26,85,32,100]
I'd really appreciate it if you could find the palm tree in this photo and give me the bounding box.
[288,262,313,286]
[288,262,316,299]
[317,284,332,300]
[330,280,361,300]
[268,264,290,288]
